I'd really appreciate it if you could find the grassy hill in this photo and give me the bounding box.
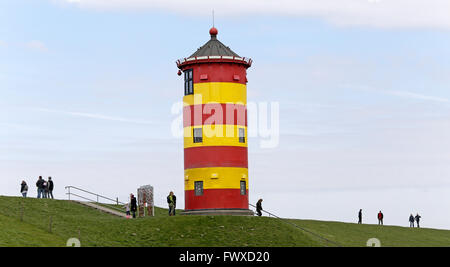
[0,213,65,247]
[0,195,449,247]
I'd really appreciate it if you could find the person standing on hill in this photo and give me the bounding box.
[256,199,263,216]
[123,202,131,218]
[409,214,415,227]
[377,211,384,225]
[130,194,137,218]
[172,192,177,216]
[167,191,175,216]
[42,179,49,199]
[20,181,28,198]
[415,213,421,228]
[48,177,54,199]
[36,176,44,199]
[358,209,363,224]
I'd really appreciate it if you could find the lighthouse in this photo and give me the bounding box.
[176,27,253,215]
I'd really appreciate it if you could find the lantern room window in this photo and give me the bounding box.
[184,69,194,95]
[193,128,203,143]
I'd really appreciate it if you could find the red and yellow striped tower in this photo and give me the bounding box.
[176,27,253,215]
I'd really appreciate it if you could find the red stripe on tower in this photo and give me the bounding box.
[185,189,249,210]
[184,146,248,169]
[189,63,248,84]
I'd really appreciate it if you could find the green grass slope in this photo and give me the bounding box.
[287,219,450,247]
[0,196,318,247]
[0,196,448,247]
[0,213,65,247]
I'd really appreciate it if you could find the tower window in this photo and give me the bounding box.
[239,128,245,143]
[195,181,203,196]
[240,181,246,195]
[184,69,193,95]
[193,128,203,143]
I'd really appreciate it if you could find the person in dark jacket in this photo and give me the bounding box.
[409,214,415,227]
[167,191,176,216]
[130,194,137,218]
[48,177,54,199]
[256,199,263,216]
[36,176,44,199]
[415,213,421,228]
[20,181,28,198]
[358,209,363,224]
[173,193,177,215]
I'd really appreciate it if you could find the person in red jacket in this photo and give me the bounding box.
[378,211,384,225]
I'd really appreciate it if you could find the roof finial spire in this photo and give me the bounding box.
[209,10,218,38]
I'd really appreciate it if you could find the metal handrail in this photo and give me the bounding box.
[249,203,341,247]
[66,192,126,214]
[67,192,97,203]
[65,185,126,206]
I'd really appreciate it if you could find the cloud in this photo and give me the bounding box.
[384,90,450,103]
[55,0,450,29]
[343,84,450,104]
[25,40,48,52]
[35,108,154,125]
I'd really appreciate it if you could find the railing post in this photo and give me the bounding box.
[68,187,71,200]
[116,197,119,205]
[20,201,24,222]
[49,216,53,233]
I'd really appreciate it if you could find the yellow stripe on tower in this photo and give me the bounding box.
[184,125,247,148]
[184,167,248,190]
[183,82,247,106]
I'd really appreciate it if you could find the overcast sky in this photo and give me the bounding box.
[1,0,450,231]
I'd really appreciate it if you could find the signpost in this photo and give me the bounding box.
[137,185,154,217]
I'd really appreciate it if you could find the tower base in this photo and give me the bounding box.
[180,209,254,216]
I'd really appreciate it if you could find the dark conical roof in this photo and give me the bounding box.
[176,27,252,70]
[189,27,240,58]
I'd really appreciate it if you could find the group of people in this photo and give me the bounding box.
[123,191,266,218]
[19,182,426,229]
[36,176,54,199]
[20,176,54,199]
[124,191,175,219]
[358,210,386,225]
[409,213,421,228]
[358,209,422,228]
[122,193,428,229]
[165,192,262,217]
[124,193,138,218]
